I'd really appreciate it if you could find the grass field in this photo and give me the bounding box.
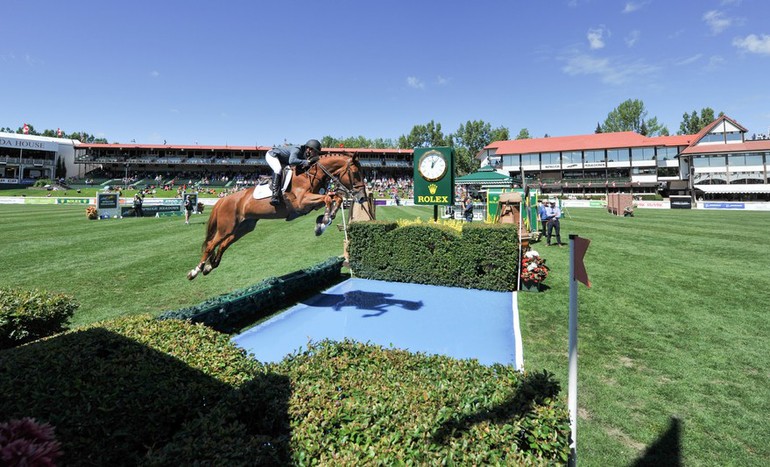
[1,202,768,465]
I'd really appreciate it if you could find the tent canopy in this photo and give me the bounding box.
[456,165,513,187]
[694,184,770,194]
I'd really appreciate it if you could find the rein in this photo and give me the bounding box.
[312,157,364,198]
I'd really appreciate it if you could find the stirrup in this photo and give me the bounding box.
[270,194,281,206]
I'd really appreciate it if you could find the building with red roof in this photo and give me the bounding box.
[478,115,770,200]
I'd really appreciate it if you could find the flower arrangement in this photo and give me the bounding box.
[0,417,63,466]
[86,206,98,220]
[520,250,549,285]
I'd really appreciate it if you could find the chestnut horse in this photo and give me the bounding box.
[187,153,367,280]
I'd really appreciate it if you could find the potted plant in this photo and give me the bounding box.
[520,250,549,292]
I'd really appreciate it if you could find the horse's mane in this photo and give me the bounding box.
[318,152,355,159]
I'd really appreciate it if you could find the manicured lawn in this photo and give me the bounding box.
[0,201,767,465]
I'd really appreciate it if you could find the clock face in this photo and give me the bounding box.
[418,151,448,181]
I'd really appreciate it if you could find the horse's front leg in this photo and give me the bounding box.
[313,193,343,236]
[322,192,344,223]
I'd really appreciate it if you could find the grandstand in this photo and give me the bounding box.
[74,143,415,191]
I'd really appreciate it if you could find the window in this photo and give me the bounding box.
[521,154,538,166]
[657,167,679,177]
[502,154,520,166]
[708,155,726,166]
[656,146,679,160]
[631,147,655,160]
[700,133,723,143]
[584,150,605,163]
[541,152,560,165]
[562,151,582,164]
[725,131,742,142]
[631,166,656,175]
[728,153,764,166]
[607,148,630,162]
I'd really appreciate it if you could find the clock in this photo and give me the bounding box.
[417,150,448,181]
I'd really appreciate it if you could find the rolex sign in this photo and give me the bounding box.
[413,147,454,206]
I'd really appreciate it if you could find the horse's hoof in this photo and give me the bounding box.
[187,270,197,280]
[202,264,213,275]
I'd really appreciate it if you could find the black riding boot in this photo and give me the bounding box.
[270,172,283,206]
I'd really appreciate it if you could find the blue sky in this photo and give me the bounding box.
[2,0,769,146]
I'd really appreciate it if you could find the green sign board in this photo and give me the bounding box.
[413,147,455,206]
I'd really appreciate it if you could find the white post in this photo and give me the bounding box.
[568,234,579,466]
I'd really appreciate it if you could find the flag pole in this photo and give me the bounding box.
[568,233,579,466]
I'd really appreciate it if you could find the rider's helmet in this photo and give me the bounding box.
[304,139,322,153]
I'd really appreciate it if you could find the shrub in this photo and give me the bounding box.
[0,288,78,349]
[277,340,571,464]
[348,221,519,291]
[0,315,264,465]
[0,316,569,464]
[158,256,344,332]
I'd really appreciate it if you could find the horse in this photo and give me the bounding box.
[187,152,368,280]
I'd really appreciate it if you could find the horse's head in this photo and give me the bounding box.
[313,153,368,203]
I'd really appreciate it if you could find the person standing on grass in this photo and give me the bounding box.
[545,200,562,246]
[133,193,143,217]
[184,195,193,225]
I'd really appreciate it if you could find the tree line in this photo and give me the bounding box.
[4,99,723,175]
[0,123,108,144]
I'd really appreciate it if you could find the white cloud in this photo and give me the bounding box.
[562,52,658,85]
[150,70,160,78]
[406,76,424,89]
[436,75,449,85]
[703,10,732,34]
[625,30,640,47]
[675,54,703,66]
[587,27,609,50]
[707,55,726,69]
[623,1,647,13]
[733,34,770,55]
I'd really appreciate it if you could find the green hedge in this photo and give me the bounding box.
[348,221,519,291]
[0,316,570,464]
[0,288,78,349]
[158,256,345,332]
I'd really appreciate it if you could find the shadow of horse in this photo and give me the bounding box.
[307,290,423,317]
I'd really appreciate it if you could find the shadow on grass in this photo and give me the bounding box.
[632,416,682,467]
[0,328,292,465]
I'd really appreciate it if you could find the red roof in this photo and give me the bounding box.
[680,139,770,155]
[75,143,411,155]
[486,131,693,156]
[678,115,770,154]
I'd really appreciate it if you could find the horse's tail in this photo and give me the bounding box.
[201,202,219,253]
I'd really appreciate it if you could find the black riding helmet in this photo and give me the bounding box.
[304,139,322,153]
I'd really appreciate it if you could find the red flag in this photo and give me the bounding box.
[23,123,29,134]
[573,236,591,288]
[57,128,62,137]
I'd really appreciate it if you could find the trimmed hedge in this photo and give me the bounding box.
[0,288,78,349]
[158,256,345,332]
[0,315,265,465]
[0,316,570,464]
[348,221,519,291]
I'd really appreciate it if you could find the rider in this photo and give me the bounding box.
[265,139,322,206]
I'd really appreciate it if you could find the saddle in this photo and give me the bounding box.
[252,168,293,200]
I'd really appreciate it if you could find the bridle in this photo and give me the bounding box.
[311,156,367,199]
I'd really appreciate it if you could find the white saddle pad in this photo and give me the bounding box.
[252,171,293,200]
